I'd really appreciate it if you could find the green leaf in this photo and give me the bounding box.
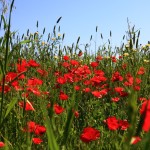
[19,40,31,44]
[40,100,59,150]
[4,98,18,119]
[0,15,7,30]
[136,38,139,49]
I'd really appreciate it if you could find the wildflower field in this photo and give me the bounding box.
[0,1,150,150]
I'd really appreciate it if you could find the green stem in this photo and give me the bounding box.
[0,0,15,125]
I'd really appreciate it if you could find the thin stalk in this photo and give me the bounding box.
[0,0,15,125]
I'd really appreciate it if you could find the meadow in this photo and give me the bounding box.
[0,1,150,149]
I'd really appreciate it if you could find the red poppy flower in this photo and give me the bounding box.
[101,83,109,89]
[57,76,66,84]
[137,67,145,75]
[140,100,150,114]
[80,127,100,143]
[92,91,102,98]
[70,60,79,66]
[17,65,27,73]
[122,63,127,69]
[96,55,103,61]
[54,71,61,76]
[34,125,46,136]
[119,120,129,130]
[5,72,25,82]
[119,91,128,97]
[54,104,65,114]
[37,69,48,76]
[100,89,108,96]
[111,97,120,102]
[11,80,23,91]
[114,87,124,93]
[19,101,35,111]
[124,73,134,86]
[21,92,29,98]
[94,70,105,76]
[27,87,41,96]
[32,138,43,144]
[139,97,147,101]
[27,78,43,86]
[0,85,10,93]
[142,114,150,132]
[74,85,80,91]
[111,56,117,63]
[62,62,70,68]
[111,71,123,82]
[104,116,119,130]
[64,73,74,83]
[90,62,98,67]
[27,121,36,132]
[59,92,68,100]
[135,78,142,84]
[140,100,150,132]
[0,142,5,148]
[119,56,123,59]
[63,55,70,61]
[83,88,91,93]
[134,85,140,91]
[28,59,40,67]
[74,110,79,118]
[83,80,91,85]
[17,59,29,73]
[130,136,141,145]
[5,72,17,82]
[74,66,91,77]
[91,76,107,84]
[42,91,50,96]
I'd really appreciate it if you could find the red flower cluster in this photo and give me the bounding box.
[24,121,46,135]
[0,54,148,147]
[23,121,46,145]
[104,116,129,130]
[111,71,123,82]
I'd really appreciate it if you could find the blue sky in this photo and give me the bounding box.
[5,0,150,49]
